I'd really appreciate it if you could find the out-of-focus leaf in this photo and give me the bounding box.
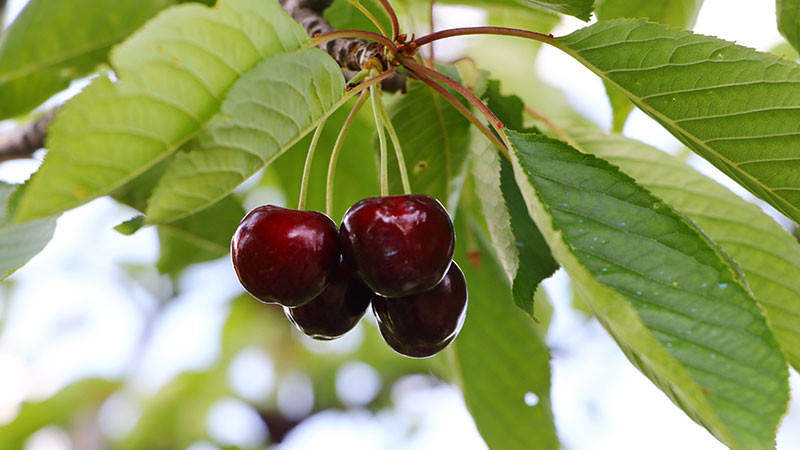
[14,0,310,222]
[0,182,56,280]
[508,131,789,450]
[557,19,800,225]
[0,0,178,119]
[0,379,118,448]
[325,0,392,36]
[778,0,800,55]
[451,214,558,450]
[156,195,245,276]
[574,129,800,372]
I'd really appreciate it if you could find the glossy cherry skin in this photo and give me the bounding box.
[372,263,468,358]
[286,263,371,340]
[340,194,455,298]
[231,205,340,307]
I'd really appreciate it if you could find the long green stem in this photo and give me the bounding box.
[327,90,371,216]
[346,0,390,37]
[375,90,411,194]
[298,120,327,210]
[371,85,390,196]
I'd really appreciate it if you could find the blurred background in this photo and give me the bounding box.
[1,0,799,449]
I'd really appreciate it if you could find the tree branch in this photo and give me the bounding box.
[0,110,57,163]
[280,0,406,92]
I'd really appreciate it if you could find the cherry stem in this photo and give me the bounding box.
[413,26,557,48]
[375,89,412,194]
[402,58,509,156]
[524,106,582,150]
[326,89,370,217]
[307,30,398,55]
[405,65,507,157]
[377,0,400,40]
[371,84,390,196]
[346,0,390,37]
[298,120,326,210]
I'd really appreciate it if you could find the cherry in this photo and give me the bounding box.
[371,263,468,358]
[286,263,371,340]
[340,194,455,298]
[231,205,340,307]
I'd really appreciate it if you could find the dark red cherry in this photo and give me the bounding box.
[340,194,455,298]
[372,263,468,358]
[231,205,340,307]
[286,263,371,340]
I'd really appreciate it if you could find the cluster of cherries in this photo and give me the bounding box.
[231,194,468,358]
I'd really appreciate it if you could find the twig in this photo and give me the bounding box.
[0,109,57,162]
[281,0,406,92]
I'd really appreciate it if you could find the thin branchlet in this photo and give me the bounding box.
[0,110,57,163]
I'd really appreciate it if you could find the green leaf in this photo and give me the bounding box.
[0,379,118,449]
[325,0,392,36]
[0,183,56,280]
[516,0,594,20]
[452,216,558,450]
[145,48,346,223]
[385,73,472,212]
[605,83,634,132]
[157,195,245,276]
[471,81,557,315]
[778,0,800,55]
[0,0,178,119]
[573,129,800,373]
[15,0,309,222]
[557,19,800,225]
[115,215,146,235]
[594,0,705,130]
[507,131,789,450]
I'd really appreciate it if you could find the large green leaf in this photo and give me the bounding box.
[573,129,800,373]
[0,183,56,280]
[452,216,558,450]
[594,0,704,131]
[383,74,472,212]
[556,19,800,225]
[0,379,118,448]
[471,81,557,315]
[778,0,800,55]
[145,49,346,223]
[14,0,309,222]
[0,0,177,119]
[507,131,789,450]
[157,195,245,276]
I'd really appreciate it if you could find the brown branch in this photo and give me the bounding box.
[0,110,57,162]
[280,0,406,92]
